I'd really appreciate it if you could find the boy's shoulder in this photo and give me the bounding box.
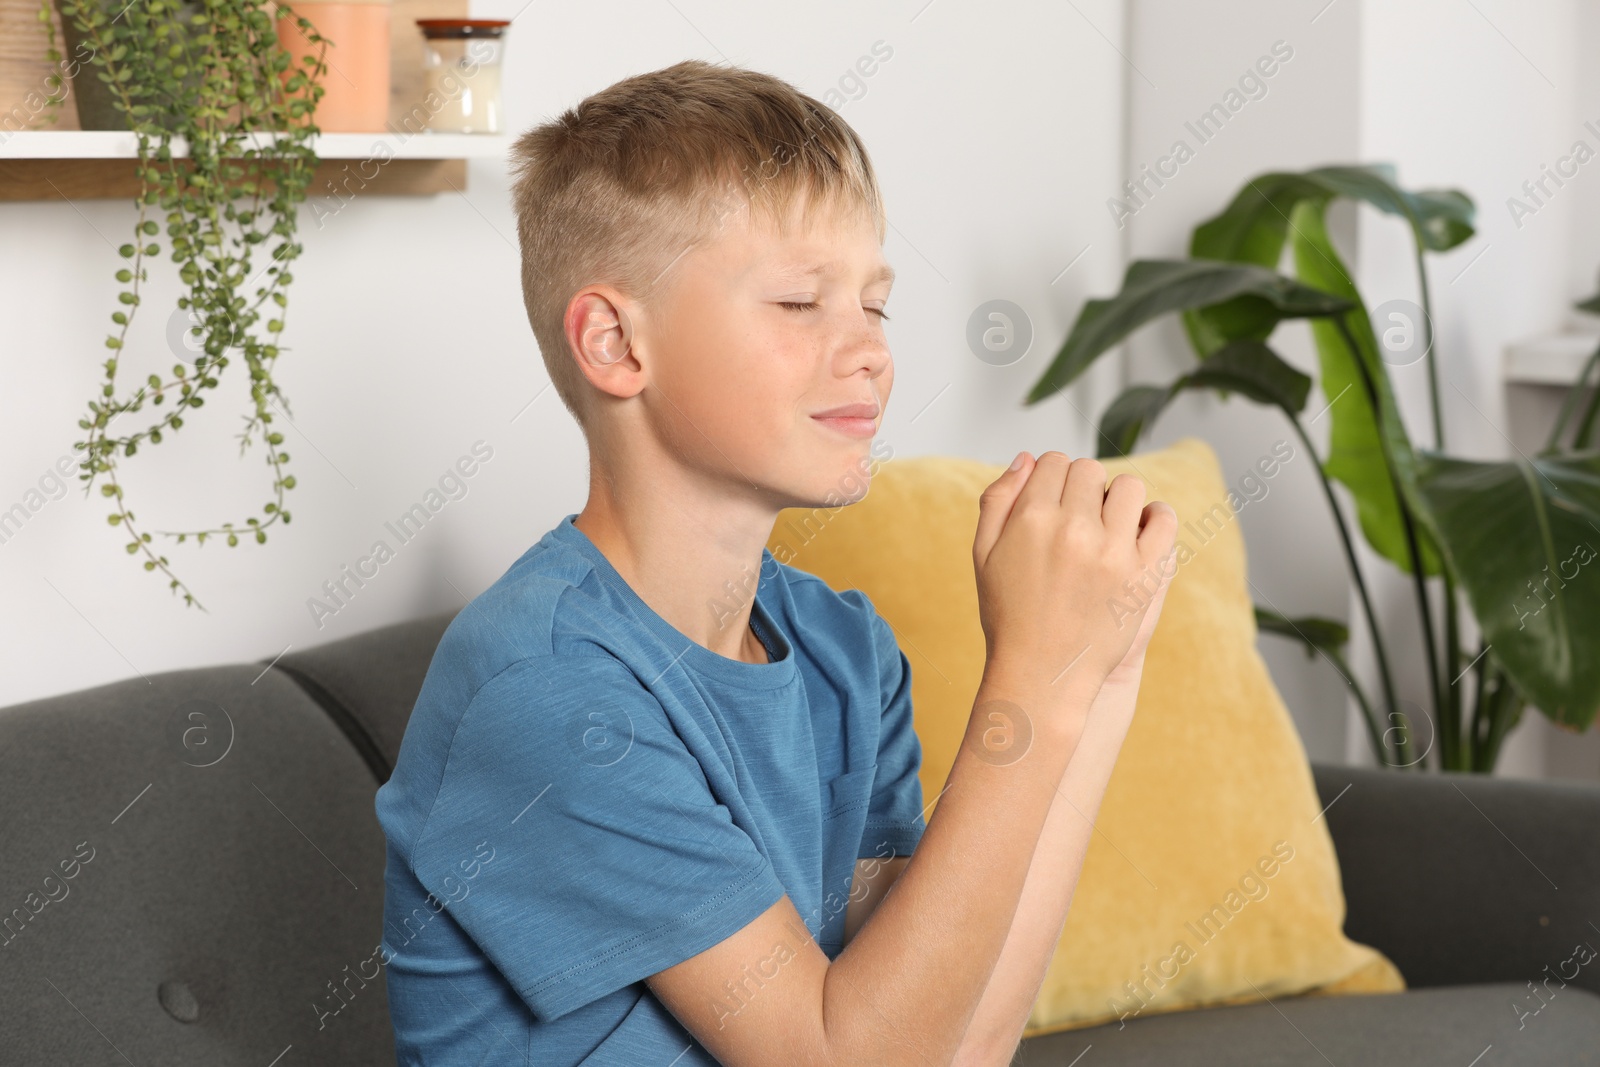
[426,522,619,690]
[765,550,877,617]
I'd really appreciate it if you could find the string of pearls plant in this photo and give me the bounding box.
[38,0,328,611]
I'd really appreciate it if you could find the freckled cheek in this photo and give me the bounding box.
[735,332,808,394]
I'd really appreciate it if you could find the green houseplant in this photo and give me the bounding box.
[37,0,330,611]
[1026,164,1600,773]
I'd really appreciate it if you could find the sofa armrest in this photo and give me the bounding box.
[1311,760,1600,995]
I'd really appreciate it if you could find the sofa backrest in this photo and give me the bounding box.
[272,611,459,782]
[0,611,456,1066]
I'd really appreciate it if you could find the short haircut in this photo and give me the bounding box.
[508,59,887,434]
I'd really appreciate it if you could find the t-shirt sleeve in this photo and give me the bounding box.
[859,608,928,860]
[406,653,790,1023]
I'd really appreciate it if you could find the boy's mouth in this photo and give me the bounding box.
[811,402,880,439]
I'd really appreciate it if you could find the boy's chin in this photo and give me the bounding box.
[777,459,875,511]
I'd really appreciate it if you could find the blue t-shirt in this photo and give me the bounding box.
[373,513,927,1065]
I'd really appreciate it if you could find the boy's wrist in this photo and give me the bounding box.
[976,656,1101,739]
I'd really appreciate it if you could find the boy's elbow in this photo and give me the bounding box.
[818,961,954,1067]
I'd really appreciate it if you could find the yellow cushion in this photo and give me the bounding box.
[767,437,1405,1035]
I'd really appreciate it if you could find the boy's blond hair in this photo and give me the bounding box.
[508,59,887,434]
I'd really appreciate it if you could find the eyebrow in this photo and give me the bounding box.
[772,259,896,286]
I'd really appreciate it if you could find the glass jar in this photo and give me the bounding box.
[414,20,510,134]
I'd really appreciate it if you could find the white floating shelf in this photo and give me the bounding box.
[1505,329,1600,386]
[1,130,510,161]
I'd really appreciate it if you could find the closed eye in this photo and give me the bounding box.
[778,301,891,321]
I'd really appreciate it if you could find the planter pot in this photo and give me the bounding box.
[54,0,205,131]
[270,0,392,132]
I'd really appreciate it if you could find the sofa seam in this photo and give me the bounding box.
[268,660,393,785]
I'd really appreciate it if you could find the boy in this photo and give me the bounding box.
[374,58,1177,1066]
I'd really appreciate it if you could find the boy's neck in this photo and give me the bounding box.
[573,498,776,666]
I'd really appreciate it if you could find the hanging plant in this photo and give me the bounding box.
[38,0,329,611]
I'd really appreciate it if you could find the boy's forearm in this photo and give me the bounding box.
[819,666,1098,1067]
[949,665,1147,1065]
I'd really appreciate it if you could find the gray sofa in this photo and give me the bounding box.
[2,611,1597,1065]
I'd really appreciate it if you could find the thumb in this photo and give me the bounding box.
[974,451,1034,569]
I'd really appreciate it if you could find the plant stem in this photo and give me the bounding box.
[1476,660,1525,772]
[1287,415,1403,766]
[1329,645,1393,768]
[1413,243,1466,768]
[1334,311,1445,770]
[1468,635,1488,760]
[1403,522,1448,769]
[1415,244,1444,452]
[1443,569,1464,766]
[1543,339,1600,453]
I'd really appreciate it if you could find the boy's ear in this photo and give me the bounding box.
[565,287,645,400]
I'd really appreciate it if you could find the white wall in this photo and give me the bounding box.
[0,0,1128,705]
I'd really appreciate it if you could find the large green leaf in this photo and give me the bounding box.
[1404,188,1476,253]
[1190,173,1331,265]
[1098,385,1172,459]
[1182,164,1474,355]
[1308,164,1476,253]
[1095,341,1312,458]
[1182,173,1327,356]
[1184,339,1313,413]
[1254,605,1350,655]
[1288,197,1443,577]
[1411,451,1600,729]
[1027,259,1350,404]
